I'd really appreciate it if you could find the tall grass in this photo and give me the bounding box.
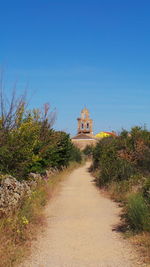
[125,193,150,232]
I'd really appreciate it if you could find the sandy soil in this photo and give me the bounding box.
[20,162,144,267]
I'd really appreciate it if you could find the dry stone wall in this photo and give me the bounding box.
[0,175,32,217]
[0,168,59,217]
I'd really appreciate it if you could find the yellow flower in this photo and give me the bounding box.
[22,216,29,225]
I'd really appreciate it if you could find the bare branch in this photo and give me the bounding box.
[0,70,27,130]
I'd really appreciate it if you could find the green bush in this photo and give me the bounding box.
[93,137,134,186]
[92,126,150,234]
[0,92,82,179]
[125,193,150,232]
[99,157,134,186]
[69,145,82,163]
[93,126,150,186]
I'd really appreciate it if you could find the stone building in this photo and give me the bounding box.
[72,108,97,150]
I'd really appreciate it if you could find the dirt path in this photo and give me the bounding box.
[20,163,142,267]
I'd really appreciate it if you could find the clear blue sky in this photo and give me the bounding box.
[1,0,150,135]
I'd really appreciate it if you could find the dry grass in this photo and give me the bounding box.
[129,232,150,265]
[0,162,81,267]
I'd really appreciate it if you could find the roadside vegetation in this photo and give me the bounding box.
[0,163,81,267]
[89,127,150,263]
[0,88,82,267]
[0,92,81,178]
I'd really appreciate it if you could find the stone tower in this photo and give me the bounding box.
[77,108,93,136]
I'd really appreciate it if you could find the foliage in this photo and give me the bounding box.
[92,126,150,233]
[69,145,82,163]
[92,137,135,186]
[0,90,82,179]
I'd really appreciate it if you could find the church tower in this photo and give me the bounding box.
[77,108,93,136]
[72,108,97,150]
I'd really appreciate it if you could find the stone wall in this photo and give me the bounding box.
[0,175,32,217]
[0,168,59,217]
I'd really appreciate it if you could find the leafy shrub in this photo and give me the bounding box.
[92,126,150,233]
[93,126,150,185]
[93,137,135,186]
[69,145,82,163]
[0,91,82,179]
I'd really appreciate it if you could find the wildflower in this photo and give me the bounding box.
[22,216,29,225]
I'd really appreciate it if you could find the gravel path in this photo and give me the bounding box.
[20,163,142,267]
